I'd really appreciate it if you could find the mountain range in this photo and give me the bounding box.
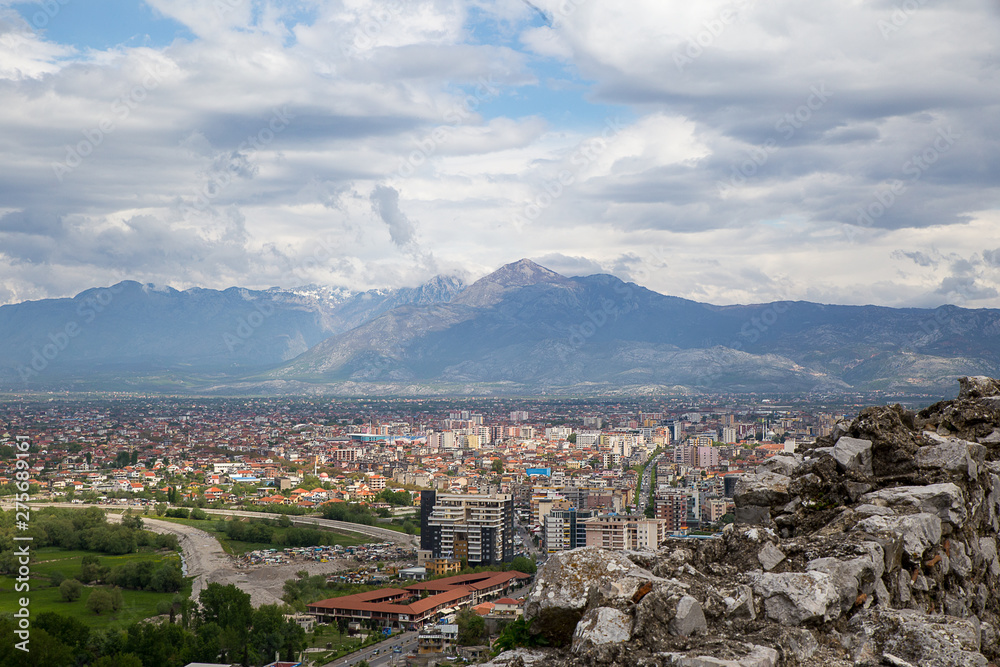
[1,259,997,395]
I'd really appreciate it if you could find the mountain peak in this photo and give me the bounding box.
[454,259,570,308]
[479,259,565,287]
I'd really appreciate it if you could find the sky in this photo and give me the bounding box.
[0,0,998,309]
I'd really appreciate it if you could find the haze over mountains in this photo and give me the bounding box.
[1,260,997,395]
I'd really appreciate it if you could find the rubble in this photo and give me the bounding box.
[488,377,1000,666]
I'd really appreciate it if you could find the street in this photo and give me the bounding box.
[320,630,418,667]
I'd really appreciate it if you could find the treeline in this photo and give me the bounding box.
[0,508,178,568]
[222,517,344,548]
[319,501,387,525]
[70,555,184,593]
[0,583,306,667]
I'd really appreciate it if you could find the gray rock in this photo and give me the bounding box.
[668,595,707,637]
[752,571,841,624]
[525,546,661,645]
[978,429,1000,445]
[782,628,819,663]
[849,607,987,667]
[723,584,756,620]
[856,503,895,517]
[734,472,792,508]
[917,433,985,481]
[950,540,973,577]
[860,483,966,527]
[478,649,550,667]
[958,375,1000,399]
[757,453,803,477]
[571,606,632,653]
[757,543,785,571]
[831,436,874,476]
[735,505,772,526]
[663,644,780,667]
[855,512,942,560]
[978,536,1000,576]
[806,546,884,615]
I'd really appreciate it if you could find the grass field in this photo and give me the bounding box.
[0,546,192,630]
[154,516,372,554]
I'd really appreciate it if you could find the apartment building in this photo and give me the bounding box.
[583,514,668,550]
[420,491,514,566]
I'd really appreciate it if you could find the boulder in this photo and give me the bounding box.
[854,512,942,560]
[849,607,987,667]
[571,607,632,653]
[668,595,707,637]
[806,545,884,615]
[757,543,785,571]
[525,546,660,645]
[831,436,874,476]
[734,472,791,508]
[757,453,803,477]
[752,571,841,624]
[860,483,966,527]
[917,433,985,481]
[663,644,780,667]
[958,375,1000,399]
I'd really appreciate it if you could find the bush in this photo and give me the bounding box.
[165,508,190,519]
[59,578,83,602]
[86,588,115,615]
[190,508,208,520]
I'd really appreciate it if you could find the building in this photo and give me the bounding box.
[655,493,689,533]
[418,624,458,654]
[420,491,514,566]
[307,571,529,632]
[543,507,598,553]
[583,515,667,550]
[427,558,462,577]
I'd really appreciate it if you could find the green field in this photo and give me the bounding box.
[154,516,372,554]
[0,547,192,630]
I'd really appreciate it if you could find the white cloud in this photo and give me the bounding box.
[0,0,997,311]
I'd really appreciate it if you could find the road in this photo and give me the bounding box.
[198,508,417,548]
[320,630,418,667]
[107,513,237,603]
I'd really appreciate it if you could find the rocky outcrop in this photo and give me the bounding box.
[485,377,1000,666]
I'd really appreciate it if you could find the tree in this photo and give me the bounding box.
[455,609,486,645]
[86,588,115,615]
[567,433,577,444]
[509,556,536,575]
[121,510,144,530]
[200,582,252,624]
[154,503,167,516]
[59,578,83,601]
[491,458,504,475]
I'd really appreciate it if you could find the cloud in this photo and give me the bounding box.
[0,0,997,312]
[370,184,416,248]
